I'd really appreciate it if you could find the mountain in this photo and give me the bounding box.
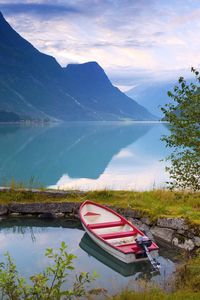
[63,62,156,120]
[126,81,175,118]
[0,12,155,121]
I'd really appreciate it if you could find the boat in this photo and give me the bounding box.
[80,233,153,277]
[79,200,159,268]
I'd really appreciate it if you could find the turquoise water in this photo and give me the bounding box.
[0,122,170,190]
[0,218,178,294]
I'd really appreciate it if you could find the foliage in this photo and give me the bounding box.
[161,67,200,191]
[0,242,97,299]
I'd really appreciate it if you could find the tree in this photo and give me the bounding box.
[161,67,200,191]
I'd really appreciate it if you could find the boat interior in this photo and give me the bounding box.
[82,203,143,250]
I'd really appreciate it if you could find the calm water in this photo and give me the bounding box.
[0,218,178,294]
[0,122,170,190]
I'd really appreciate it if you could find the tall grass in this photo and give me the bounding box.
[0,189,199,224]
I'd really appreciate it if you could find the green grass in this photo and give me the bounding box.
[0,189,199,225]
[107,290,200,300]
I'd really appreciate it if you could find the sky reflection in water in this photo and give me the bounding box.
[0,218,177,294]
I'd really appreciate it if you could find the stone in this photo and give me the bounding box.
[0,205,8,216]
[194,236,200,247]
[151,226,174,243]
[9,202,81,214]
[121,208,142,219]
[129,218,143,227]
[172,236,195,251]
[73,213,79,219]
[54,213,65,218]
[177,230,194,239]
[177,229,185,235]
[157,217,188,230]
[141,217,151,226]
[38,213,55,219]
[73,203,81,214]
[10,212,21,216]
[120,217,154,240]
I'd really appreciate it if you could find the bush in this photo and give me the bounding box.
[0,242,97,299]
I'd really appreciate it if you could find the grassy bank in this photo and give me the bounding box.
[0,189,199,225]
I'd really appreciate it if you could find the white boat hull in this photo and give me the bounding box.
[83,224,158,263]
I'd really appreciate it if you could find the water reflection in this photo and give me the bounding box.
[0,122,170,189]
[80,233,154,278]
[0,218,177,294]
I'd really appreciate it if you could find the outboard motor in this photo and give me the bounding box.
[136,235,160,272]
[135,236,152,248]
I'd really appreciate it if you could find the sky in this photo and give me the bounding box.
[0,0,200,91]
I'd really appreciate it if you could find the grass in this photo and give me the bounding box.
[0,188,199,225]
[107,290,200,300]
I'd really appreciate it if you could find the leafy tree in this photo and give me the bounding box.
[0,242,98,299]
[161,67,200,191]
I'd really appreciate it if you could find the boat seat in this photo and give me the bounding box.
[99,230,136,240]
[88,220,124,229]
[84,212,101,217]
[116,243,140,253]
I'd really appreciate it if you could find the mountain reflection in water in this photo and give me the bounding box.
[0,122,170,189]
[0,218,177,293]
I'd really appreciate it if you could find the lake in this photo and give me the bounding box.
[0,122,170,190]
[0,218,178,295]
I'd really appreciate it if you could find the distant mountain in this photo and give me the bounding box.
[63,62,157,120]
[0,12,155,121]
[126,81,175,118]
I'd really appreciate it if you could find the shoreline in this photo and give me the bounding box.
[0,120,167,125]
[0,188,199,252]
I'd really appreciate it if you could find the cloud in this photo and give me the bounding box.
[0,2,80,16]
[1,0,200,87]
